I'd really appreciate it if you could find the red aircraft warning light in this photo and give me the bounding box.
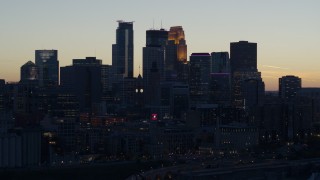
[151,114,158,121]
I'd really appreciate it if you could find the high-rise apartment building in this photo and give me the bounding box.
[112,21,134,78]
[279,75,301,102]
[35,50,59,87]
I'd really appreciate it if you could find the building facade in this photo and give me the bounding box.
[211,52,230,73]
[35,50,59,87]
[189,53,211,104]
[279,75,301,102]
[168,26,187,63]
[143,29,168,96]
[20,61,39,83]
[60,57,102,113]
[230,41,257,73]
[112,21,134,78]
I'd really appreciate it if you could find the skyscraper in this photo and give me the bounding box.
[101,65,113,94]
[60,57,102,112]
[241,78,265,108]
[165,26,188,82]
[145,62,161,106]
[35,50,59,87]
[210,52,231,105]
[168,26,187,63]
[279,75,302,102]
[143,29,168,86]
[146,29,168,47]
[230,41,264,109]
[20,61,38,83]
[165,40,178,81]
[189,53,211,103]
[230,41,257,73]
[232,72,264,109]
[112,21,134,78]
[211,52,230,73]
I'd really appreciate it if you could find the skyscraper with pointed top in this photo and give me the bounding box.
[20,61,39,83]
[165,26,188,82]
[168,26,187,63]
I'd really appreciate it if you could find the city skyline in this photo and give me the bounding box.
[0,0,319,90]
[2,1,320,177]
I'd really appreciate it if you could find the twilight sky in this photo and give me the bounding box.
[0,0,319,90]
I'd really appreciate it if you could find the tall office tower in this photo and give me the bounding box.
[35,50,59,87]
[101,65,113,94]
[279,75,301,102]
[112,21,134,78]
[60,57,102,112]
[210,52,231,105]
[146,62,161,106]
[230,41,264,109]
[146,29,168,47]
[165,40,178,81]
[189,53,211,104]
[168,26,187,63]
[166,26,188,82]
[143,29,168,87]
[211,52,230,73]
[20,61,38,83]
[230,41,257,73]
